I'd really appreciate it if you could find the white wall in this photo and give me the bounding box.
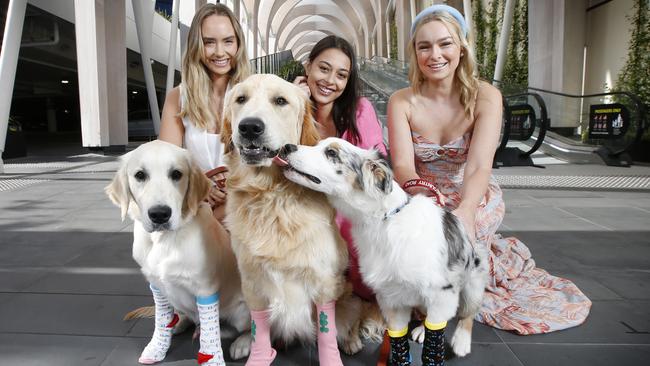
[584,0,634,94]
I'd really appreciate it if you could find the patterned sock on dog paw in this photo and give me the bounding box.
[246,309,276,366]
[388,327,411,366]
[139,284,175,364]
[316,301,343,366]
[421,321,446,366]
[196,293,226,365]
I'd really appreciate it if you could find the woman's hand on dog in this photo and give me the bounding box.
[207,171,228,207]
[293,76,311,97]
[452,207,477,243]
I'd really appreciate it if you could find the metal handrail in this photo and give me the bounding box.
[495,81,648,157]
[500,92,550,157]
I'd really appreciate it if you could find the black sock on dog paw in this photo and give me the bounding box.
[389,333,411,366]
[422,326,445,366]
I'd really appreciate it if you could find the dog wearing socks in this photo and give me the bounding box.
[275,137,489,366]
[106,140,251,365]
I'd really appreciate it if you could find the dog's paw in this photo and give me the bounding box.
[411,325,425,343]
[450,326,471,357]
[229,332,252,360]
[340,334,363,355]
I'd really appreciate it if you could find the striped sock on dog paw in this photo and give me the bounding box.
[139,285,176,364]
[196,293,226,365]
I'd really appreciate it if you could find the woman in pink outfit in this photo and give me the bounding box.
[387,4,591,336]
[295,35,387,301]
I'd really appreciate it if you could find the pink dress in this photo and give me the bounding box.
[412,131,592,335]
[337,97,386,300]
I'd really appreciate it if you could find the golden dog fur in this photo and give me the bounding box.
[220,74,382,353]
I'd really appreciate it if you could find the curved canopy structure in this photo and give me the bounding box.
[244,0,391,60]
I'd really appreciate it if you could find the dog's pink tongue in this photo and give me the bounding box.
[272,155,288,167]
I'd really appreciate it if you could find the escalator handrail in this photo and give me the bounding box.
[497,82,647,157]
[501,92,549,158]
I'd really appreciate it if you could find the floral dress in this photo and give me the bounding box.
[412,132,592,335]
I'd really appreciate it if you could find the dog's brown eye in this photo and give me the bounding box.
[275,96,288,106]
[170,169,182,181]
[325,148,338,158]
[236,95,247,104]
[134,170,147,182]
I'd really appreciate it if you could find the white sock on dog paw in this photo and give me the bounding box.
[196,293,226,365]
[411,324,426,344]
[139,285,176,364]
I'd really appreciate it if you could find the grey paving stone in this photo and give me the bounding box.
[504,231,650,270]
[0,268,50,292]
[588,269,650,300]
[501,206,609,231]
[0,293,151,336]
[562,206,650,231]
[0,241,94,267]
[25,271,149,296]
[64,237,139,268]
[508,344,650,366]
[550,269,623,301]
[0,333,122,366]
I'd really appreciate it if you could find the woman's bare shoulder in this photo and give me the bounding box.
[389,87,415,105]
[477,81,502,103]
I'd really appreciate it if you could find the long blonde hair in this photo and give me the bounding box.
[408,12,479,119]
[180,3,250,130]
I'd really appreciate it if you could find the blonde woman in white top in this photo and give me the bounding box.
[160,3,250,221]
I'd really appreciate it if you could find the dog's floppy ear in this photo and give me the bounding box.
[105,152,133,221]
[365,158,393,195]
[221,88,234,154]
[182,155,211,219]
[300,96,320,146]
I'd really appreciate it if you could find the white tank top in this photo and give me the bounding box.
[180,85,226,172]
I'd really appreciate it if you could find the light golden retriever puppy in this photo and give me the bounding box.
[106,140,251,364]
[221,74,382,364]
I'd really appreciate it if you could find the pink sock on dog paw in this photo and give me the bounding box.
[317,301,343,366]
[245,309,276,366]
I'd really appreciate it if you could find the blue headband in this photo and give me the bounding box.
[410,4,469,38]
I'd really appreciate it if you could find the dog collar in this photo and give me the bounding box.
[383,196,411,221]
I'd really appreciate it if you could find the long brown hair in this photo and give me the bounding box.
[180,3,250,130]
[307,35,361,145]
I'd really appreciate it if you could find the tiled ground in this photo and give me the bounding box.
[1,151,650,365]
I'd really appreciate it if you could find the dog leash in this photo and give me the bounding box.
[402,178,445,207]
[205,166,228,189]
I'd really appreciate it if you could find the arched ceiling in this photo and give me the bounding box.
[246,0,384,59]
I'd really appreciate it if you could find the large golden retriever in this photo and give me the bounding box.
[220,74,382,362]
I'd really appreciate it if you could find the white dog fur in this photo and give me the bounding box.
[105,140,251,360]
[277,137,489,357]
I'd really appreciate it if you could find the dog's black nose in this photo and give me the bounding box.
[279,144,297,158]
[148,205,171,224]
[238,117,265,140]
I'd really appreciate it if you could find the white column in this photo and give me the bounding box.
[253,8,258,58]
[166,0,180,96]
[132,0,161,135]
[105,0,128,147]
[74,0,110,147]
[0,0,27,172]
[463,0,474,49]
[493,0,516,85]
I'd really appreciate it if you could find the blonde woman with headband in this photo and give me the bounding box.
[160,3,250,222]
[387,4,591,364]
